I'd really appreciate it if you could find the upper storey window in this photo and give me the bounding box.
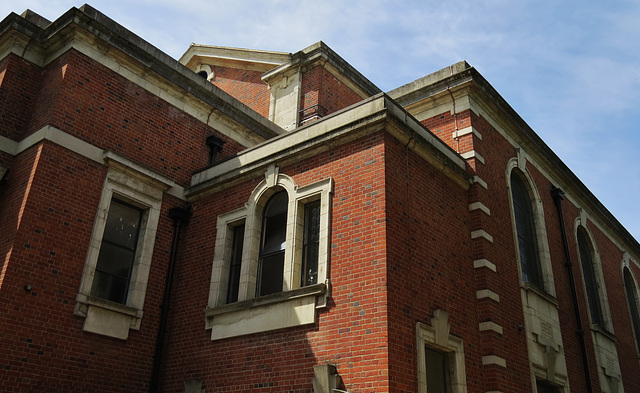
[624,267,640,352]
[577,227,605,327]
[205,169,333,340]
[257,190,289,296]
[510,170,544,288]
[91,200,143,304]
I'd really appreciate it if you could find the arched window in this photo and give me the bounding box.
[257,190,288,296]
[623,267,640,352]
[577,227,604,326]
[510,170,543,288]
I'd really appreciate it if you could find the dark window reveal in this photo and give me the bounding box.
[91,199,142,304]
[256,191,288,296]
[577,228,604,326]
[301,200,320,287]
[511,171,544,288]
[226,224,245,303]
[624,268,640,352]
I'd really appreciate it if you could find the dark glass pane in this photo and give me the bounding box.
[257,252,284,296]
[226,225,245,304]
[261,212,287,254]
[91,199,142,304]
[95,242,135,278]
[536,380,557,393]
[302,201,320,286]
[624,269,640,351]
[425,347,448,393]
[264,191,288,216]
[577,229,604,326]
[511,173,543,287]
[102,200,142,249]
[91,270,129,304]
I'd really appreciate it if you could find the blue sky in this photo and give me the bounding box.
[3,1,640,242]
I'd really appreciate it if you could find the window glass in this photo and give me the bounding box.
[511,172,543,287]
[91,199,142,304]
[577,228,604,326]
[536,380,557,393]
[226,224,245,303]
[624,268,640,352]
[302,200,321,287]
[257,191,288,296]
[425,347,449,393]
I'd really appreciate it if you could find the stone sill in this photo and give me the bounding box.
[205,283,326,319]
[204,283,326,340]
[592,324,617,342]
[523,282,559,306]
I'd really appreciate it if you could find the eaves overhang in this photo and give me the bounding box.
[0,4,283,142]
[186,93,469,200]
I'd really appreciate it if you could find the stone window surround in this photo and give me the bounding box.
[74,154,170,340]
[416,310,467,393]
[205,167,332,340]
[574,217,614,333]
[622,254,640,357]
[506,156,556,297]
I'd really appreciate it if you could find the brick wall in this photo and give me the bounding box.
[22,49,243,186]
[162,132,390,392]
[300,65,365,125]
[210,66,271,118]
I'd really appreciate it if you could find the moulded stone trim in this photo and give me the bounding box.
[469,202,490,216]
[474,259,497,272]
[482,355,507,368]
[476,289,500,302]
[460,150,485,164]
[471,230,494,243]
[479,321,504,335]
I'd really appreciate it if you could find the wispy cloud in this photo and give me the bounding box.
[2,0,639,239]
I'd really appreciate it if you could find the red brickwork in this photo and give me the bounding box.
[300,65,364,125]
[23,50,243,186]
[162,133,390,392]
[0,54,40,142]
[0,141,184,391]
[210,66,271,118]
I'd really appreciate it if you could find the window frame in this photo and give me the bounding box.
[74,157,168,340]
[623,263,640,355]
[205,172,332,339]
[506,159,555,296]
[416,313,467,393]
[574,223,610,330]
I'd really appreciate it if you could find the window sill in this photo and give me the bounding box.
[591,324,617,342]
[205,283,326,340]
[522,282,559,306]
[74,294,143,340]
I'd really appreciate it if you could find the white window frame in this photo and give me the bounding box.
[74,155,170,340]
[574,218,612,331]
[505,157,555,296]
[205,169,332,340]
[417,311,467,393]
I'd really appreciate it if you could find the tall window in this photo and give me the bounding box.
[425,347,451,393]
[226,224,245,303]
[257,190,288,296]
[91,199,143,304]
[624,268,640,352]
[301,200,320,287]
[577,228,604,326]
[510,171,543,287]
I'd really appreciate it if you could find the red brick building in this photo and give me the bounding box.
[1,5,640,393]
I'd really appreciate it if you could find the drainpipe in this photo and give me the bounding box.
[150,206,192,393]
[550,186,593,393]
